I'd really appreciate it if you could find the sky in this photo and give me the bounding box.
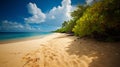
[0,0,93,32]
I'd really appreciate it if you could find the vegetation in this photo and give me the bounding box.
[55,5,89,33]
[56,0,120,41]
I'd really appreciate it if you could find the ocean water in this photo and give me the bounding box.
[0,32,52,41]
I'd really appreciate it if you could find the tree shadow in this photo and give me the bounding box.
[66,37,120,67]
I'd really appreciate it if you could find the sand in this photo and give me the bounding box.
[0,33,97,67]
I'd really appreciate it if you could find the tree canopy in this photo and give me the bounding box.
[56,0,120,41]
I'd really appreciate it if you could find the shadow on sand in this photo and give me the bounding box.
[66,37,120,67]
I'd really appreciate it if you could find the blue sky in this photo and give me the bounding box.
[0,0,92,32]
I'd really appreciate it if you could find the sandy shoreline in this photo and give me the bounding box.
[0,33,120,67]
[0,33,97,67]
[0,33,64,67]
[0,33,52,44]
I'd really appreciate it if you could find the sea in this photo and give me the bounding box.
[0,32,52,41]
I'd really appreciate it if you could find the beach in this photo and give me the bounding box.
[0,33,120,67]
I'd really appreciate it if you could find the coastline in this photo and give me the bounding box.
[0,33,120,67]
[0,33,53,44]
[0,33,64,67]
[0,33,98,67]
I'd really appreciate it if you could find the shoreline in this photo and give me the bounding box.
[0,33,66,67]
[0,33,53,44]
[0,33,98,67]
[0,33,120,67]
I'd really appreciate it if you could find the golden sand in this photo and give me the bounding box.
[0,33,97,67]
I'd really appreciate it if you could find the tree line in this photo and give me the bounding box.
[55,0,120,41]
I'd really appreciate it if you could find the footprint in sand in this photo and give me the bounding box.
[22,45,97,67]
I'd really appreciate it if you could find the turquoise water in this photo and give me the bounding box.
[0,32,52,41]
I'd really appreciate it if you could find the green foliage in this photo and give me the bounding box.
[73,2,104,36]
[64,20,76,33]
[55,0,120,41]
[62,21,68,28]
[73,0,120,39]
[54,28,66,33]
[71,5,89,20]
[55,20,76,33]
[56,5,88,33]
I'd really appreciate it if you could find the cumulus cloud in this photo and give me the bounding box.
[1,20,24,30]
[0,0,76,32]
[48,0,72,19]
[24,2,46,23]
[86,0,100,5]
[0,20,41,32]
[47,0,73,22]
[25,0,74,26]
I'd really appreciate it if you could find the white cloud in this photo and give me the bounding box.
[25,0,75,26]
[0,20,41,32]
[24,23,34,30]
[0,0,76,32]
[24,2,46,23]
[2,20,24,29]
[86,0,100,5]
[47,0,73,21]
[51,15,55,19]
[86,0,93,5]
